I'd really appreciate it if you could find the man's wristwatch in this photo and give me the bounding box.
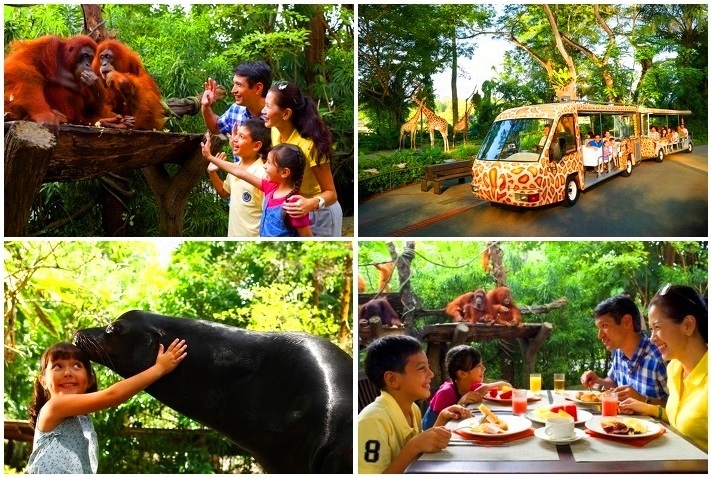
[316,196,326,210]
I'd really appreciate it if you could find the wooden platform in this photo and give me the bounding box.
[4,121,225,236]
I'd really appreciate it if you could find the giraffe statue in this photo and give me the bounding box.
[452,102,474,148]
[398,103,423,150]
[413,97,450,152]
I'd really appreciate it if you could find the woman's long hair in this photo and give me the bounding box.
[270,82,333,164]
[28,342,98,429]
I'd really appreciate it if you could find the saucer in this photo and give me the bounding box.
[534,427,586,444]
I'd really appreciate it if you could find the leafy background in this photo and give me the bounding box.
[4,240,352,473]
[4,4,354,236]
[358,241,707,388]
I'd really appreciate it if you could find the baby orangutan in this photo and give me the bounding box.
[486,286,523,327]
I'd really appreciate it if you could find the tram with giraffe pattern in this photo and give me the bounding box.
[470,101,692,207]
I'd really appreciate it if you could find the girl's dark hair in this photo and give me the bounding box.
[445,345,482,381]
[271,143,307,233]
[269,81,333,164]
[240,119,271,160]
[650,284,708,344]
[28,342,98,430]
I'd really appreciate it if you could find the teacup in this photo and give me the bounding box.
[544,415,575,440]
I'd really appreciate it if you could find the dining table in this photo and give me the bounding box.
[405,389,708,473]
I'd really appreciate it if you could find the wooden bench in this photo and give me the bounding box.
[420,160,473,194]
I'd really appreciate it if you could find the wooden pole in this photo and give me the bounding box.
[4,122,56,236]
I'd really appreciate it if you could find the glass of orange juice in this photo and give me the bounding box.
[530,373,542,395]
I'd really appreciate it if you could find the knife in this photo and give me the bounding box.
[448,441,509,447]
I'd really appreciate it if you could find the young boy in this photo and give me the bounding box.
[358,335,471,473]
[205,119,270,237]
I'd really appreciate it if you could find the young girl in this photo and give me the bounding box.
[202,136,312,237]
[422,345,510,430]
[263,81,343,237]
[26,339,187,473]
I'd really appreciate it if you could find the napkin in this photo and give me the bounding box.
[585,427,666,447]
[454,428,534,445]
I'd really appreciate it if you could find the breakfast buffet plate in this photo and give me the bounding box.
[451,415,532,438]
[585,416,662,439]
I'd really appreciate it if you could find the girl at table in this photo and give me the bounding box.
[619,284,707,452]
[262,81,343,237]
[26,340,187,473]
[422,345,510,429]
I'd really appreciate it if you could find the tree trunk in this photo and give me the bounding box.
[82,4,109,42]
[387,241,417,332]
[543,5,578,100]
[305,5,327,98]
[450,31,459,131]
[338,244,352,343]
[4,122,56,236]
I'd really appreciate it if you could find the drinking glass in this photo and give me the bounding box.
[512,389,528,415]
[553,373,565,392]
[530,373,542,395]
[601,391,618,416]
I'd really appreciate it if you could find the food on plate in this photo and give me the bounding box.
[487,385,513,400]
[478,404,508,431]
[466,421,507,435]
[601,418,648,436]
[575,391,602,403]
[535,403,578,421]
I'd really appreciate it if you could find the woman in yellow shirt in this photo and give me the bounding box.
[262,81,343,237]
[620,284,707,452]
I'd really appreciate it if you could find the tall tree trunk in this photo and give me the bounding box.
[304,4,327,99]
[543,4,578,100]
[450,31,459,129]
[338,245,352,343]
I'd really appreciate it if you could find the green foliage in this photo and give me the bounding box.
[4,241,352,473]
[358,241,707,387]
[359,4,708,150]
[4,4,354,236]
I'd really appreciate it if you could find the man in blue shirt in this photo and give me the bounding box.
[588,133,603,148]
[201,61,272,137]
[580,294,668,408]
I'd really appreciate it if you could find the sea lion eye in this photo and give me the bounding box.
[106,322,123,334]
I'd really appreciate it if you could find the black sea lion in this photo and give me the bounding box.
[74,310,353,474]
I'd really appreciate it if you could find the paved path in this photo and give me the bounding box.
[358,146,708,237]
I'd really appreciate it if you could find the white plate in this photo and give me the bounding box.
[565,392,602,406]
[527,408,593,425]
[585,416,662,439]
[450,415,532,438]
[534,427,587,444]
[484,392,542,405]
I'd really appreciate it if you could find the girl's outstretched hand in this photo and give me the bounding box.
[155,338,187,374]
[200,132,212,159]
